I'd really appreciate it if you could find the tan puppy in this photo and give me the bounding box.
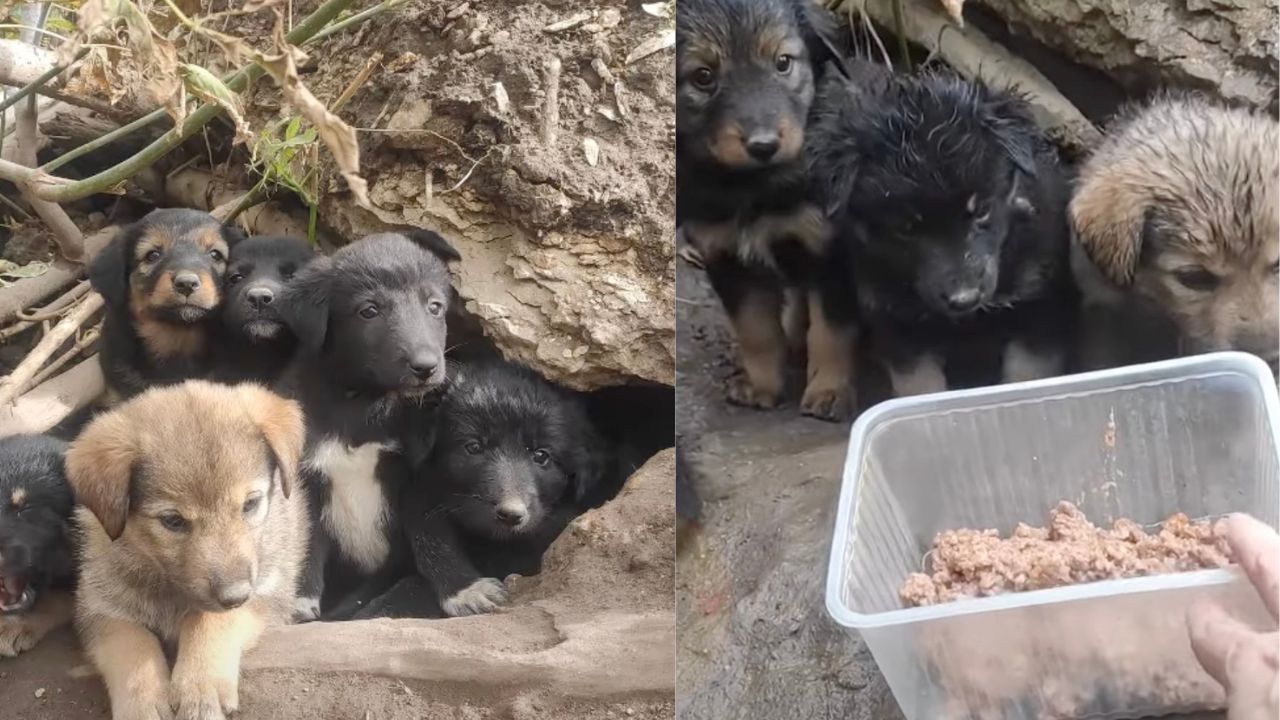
[1071,95,1279,365]
[66,381,308,720]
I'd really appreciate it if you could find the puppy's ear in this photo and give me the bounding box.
[220,223,248,249]
[87,233,130,308]
[65,412,137,540]
[795,0,848,75]
[237,385,304,499]
[405,229,461,264]
[1070,176,1149,287]
[280,255,333,353]
[983,115,1038,178]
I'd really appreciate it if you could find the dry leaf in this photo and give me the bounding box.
[940,0,965,26]
[625,29,675,65]
[254,18,370,209]
[180,64,253,145]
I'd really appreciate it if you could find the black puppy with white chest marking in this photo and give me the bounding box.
[808,71,1077,394]
[276,229,460,621]
[677,0,862,421]
[214,235,316,384]
[0,434,75,657]
[89,208,245,402]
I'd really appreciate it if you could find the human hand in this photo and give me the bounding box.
[1186,514,1280,720]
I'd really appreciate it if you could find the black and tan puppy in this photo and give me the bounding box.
[276,229,460,621]
[808,71,1076,395]
[214,235,317,384]
[66,381,307,720]
[1071,95,1279,371]
[677,0,861,420]
[89,208,245,401]
[0,434,75,658]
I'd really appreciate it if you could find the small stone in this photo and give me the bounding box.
[626,709,635,717]
[492,82,510,114]
[34,688,45,699]
[599,9,622,28]
[583,138,600,166]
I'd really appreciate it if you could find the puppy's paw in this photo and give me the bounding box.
[441,578,508,617]
[799,377,853,422]
[114,693,175,720]
[170,666,237,720]
[291,596,321,624]
[725,374,781,410]
[0,617,38,658]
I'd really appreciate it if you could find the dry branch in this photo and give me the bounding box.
[16,94,84,260]
[0,291,103,406]
[28,323,99,390]
[17,280,89,322]
[0,354,102,437]
[0,227,115,324]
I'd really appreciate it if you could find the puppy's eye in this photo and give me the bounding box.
[531,449,551,466]
[209,249,225,262]
[159,512,188,532]
[428,300,445,317]
[359,304,380,319]
[243,496,262,516]
[691,67,716,91]
[775,54,793,74]
[144,249,162,263]
[1174,268,1220,292]
[464,441,483,455]
[227,273,244,286]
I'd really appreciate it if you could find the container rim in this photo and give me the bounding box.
[824,351,1280,629]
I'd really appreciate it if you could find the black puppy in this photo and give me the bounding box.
[677,0,861,420]
[357,360,612,619]
[807,71,1076,394]
[89,208,244,401]
[0,434,74,657]
[277,229,460,621]
[214,235,316,383]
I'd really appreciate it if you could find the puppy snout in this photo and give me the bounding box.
[495,500,528,527]
[246,286,274,310]
[173,271,201,297]
[943,288,981,314]
[213,581,253,610]
[408,353,439,379]
[745,133,780,163]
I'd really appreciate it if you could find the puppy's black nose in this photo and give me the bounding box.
[214,582,252,609]
[944,288,981,313]
[408,355,438,378]
[173,272,200,296]
[246,286,274,310]
[745,134,780,162]
[495,502,528,527]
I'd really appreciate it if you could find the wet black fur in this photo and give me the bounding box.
[807,71,1077,386]
[274,229,460,618]
[88,208,245,399]
[0,434,73,615]
[212,235,316,384]
[354,360,614,619]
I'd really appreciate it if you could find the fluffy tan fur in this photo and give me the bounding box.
[1071,96,1279,358]
[66,381,308,720]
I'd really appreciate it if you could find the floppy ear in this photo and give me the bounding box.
[983,114,1038,178]
[220,223,248,249]
[237,384,304,499]
[280,255,333,354]
[405,229,461,264]
[64,412,137,540]
[87,233,130,308]
[1070,174,1150,287]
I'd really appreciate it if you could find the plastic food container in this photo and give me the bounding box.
[825,352,1279,720]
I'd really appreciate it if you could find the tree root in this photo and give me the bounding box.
[0,291,103,406]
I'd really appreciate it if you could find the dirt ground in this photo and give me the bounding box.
[674,263,1225,720]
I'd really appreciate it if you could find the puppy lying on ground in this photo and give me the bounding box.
[808,71,1076,394]
[0,434,75,658]
[66,381,307,720]
[357,360,612,618]
[90,208,245,402]
[277,229,460,621]
[1070,95,1279,371]
[214,235,316,384]
[677,0,860,420]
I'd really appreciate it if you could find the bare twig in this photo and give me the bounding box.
[27,323,98,390]
[16,279,88,322]
[15,93,83,260]
[0,45,89,118]
[540,57,560,147]
[330,52,381,113]
[0,354,103,438]
[0,291,103,406]
[211,187,266,224]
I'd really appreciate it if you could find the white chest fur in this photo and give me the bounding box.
[305,438,392,574]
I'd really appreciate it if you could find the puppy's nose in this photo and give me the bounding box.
[944,288,981,313]
[408,355,438,378]
[495,501,528,527]
[214,581,252,609]
[173,272,201,297]
[246,286,274,310]
[745,134,780,162]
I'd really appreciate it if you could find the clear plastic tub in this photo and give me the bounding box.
[825,352,1280,720]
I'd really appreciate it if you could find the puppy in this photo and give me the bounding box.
[361,360,612,618]
[66,381,307,720]
[677,0,861,420]
[1071,95,1279,370]
[808,71,1076,395]
[214,235,317,383]
[89,208,245,401]
[0,434,75,658]
[276,229,460,621]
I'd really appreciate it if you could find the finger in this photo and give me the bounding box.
[1187,597,1256,689]
[1222,514,1280,619]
